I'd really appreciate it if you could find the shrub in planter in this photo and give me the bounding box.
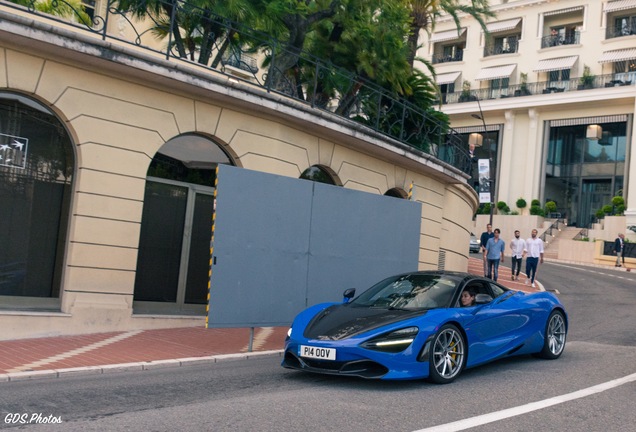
[516,198,527,209]
[496,201,509,214]
[612,196,625,207]
[545,201,557,214]
[531,199,541,207]
[595,208,605,220]
[530,205,545,216]
[479,203,491,215]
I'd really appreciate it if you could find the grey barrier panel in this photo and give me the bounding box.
[208,165,421,327]
[209,165,313,327]
[306,183,421,306]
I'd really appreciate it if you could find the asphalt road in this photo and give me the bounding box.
[1,261,635,432]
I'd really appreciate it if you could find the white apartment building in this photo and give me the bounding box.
[422,0,636,229]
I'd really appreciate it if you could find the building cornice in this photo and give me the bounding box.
[0,8,470,185]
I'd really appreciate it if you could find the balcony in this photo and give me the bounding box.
[484,36,519,57]
[540,31,580,48]
[442,73,633,104]
[222,51,259,74]
[432,51,464,64]
[606,23,636,39]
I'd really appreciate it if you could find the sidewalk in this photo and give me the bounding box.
[0,257,574,382]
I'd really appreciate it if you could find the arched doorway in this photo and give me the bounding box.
[0,92,74,310]
[133,134,233,314]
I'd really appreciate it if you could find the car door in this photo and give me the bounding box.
[462,281,533,367]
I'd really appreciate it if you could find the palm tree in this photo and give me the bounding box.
[11,0,91,23]
[115,0,251,65]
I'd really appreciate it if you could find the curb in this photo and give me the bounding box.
[544,257,633,271]
[0,350,283,383]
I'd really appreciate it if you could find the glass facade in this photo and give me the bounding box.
[0,93,73,305]
[544,121,627,227]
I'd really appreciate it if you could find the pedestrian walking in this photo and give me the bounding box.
[614,233,625,267]
[480,224,494,277]
[485,228,505,282]
[524,229,544,288]
[510,230,526,281]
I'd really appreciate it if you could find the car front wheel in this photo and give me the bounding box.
[538,310,567,359]
[428,324,466,384]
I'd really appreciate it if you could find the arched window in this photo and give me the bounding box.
[0,93,73,307]
[134,134,232,314]
[384,188,407,199]
[300,165,338,185]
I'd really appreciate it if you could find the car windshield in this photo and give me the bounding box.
[350,274,458,310]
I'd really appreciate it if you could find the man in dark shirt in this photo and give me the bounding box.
[614,233,625,267]
[480,224,494,277]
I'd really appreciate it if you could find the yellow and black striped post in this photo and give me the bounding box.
[206,166,219,329]
[408,181,414,201]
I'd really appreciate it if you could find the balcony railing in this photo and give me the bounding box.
[540,31,580,48]
[432,51,464,64]
[483,37,519,57]
[441,73,634,104]
[606,24,636,39]
[222,50,259,74]
[0,0,472,176]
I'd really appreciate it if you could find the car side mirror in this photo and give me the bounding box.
[342,288,356,303]
[475,293,493,304]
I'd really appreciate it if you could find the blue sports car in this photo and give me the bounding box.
[282,271,567,383]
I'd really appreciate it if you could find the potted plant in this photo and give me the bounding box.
[515,73,531,96]
[516,197,527,214]
[459,80,476,102]
[578,65,595,90]
[545,200,557,217]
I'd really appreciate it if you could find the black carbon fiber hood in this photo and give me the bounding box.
[303,305,425,340]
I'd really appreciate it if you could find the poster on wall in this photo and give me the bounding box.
[0,133,28,169]
[478,158,491,204]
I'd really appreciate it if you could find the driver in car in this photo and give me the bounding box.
[460,288,476,307]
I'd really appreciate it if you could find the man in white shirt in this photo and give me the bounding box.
[509,230,526,281]
[524,229,544,288]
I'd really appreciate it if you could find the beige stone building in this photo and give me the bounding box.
[424,0,636,231]
[0,4,477,339]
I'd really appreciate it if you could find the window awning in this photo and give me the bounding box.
[533,56,578,72]
[435,71,461,85]
[604,0,636,13]
[475,64,516,81]
[543,6,584,17]
[599,48,636,63]
[485,18,522,33]
[430,28,466,43]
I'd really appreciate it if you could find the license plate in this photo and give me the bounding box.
[299,345,336,360]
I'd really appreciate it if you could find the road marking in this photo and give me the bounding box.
[413,373,636,432]
[241,327,274,352]
[7,330,142,373]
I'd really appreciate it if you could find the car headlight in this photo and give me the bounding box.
[286,327,292,340]
[360,326,419,353]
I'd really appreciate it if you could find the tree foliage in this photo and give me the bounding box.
[17,0,494,152]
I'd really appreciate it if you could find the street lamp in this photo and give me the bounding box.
[471,98,495,226]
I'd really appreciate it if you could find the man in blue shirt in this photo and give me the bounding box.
[485,228,505,282]
[479,224,494,277]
